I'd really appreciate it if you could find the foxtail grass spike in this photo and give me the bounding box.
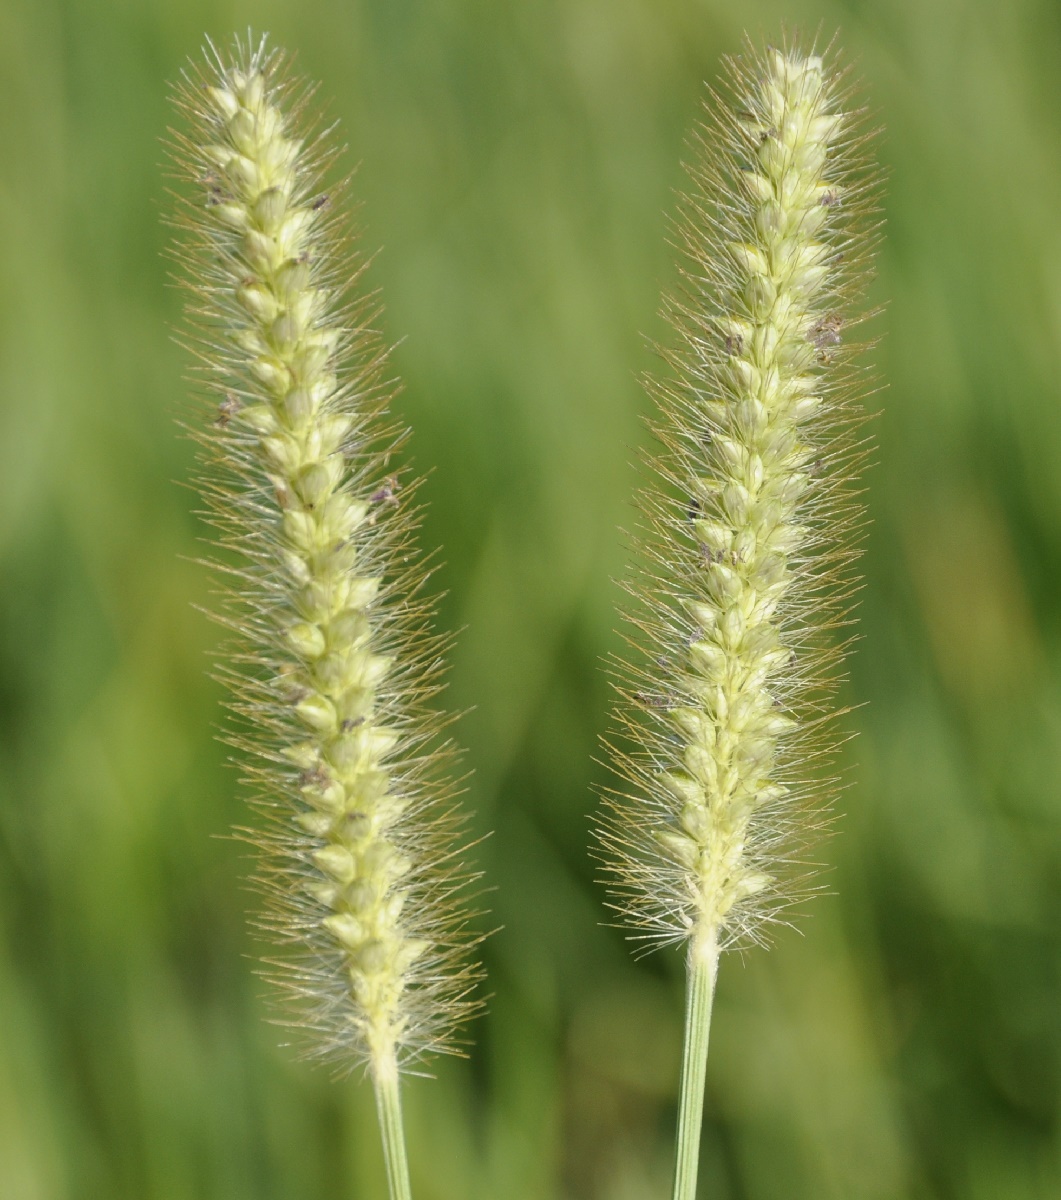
[164,33,483,1161]
[594,35,881,1200]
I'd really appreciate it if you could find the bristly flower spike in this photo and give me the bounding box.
[595,35,881,1200]
[165,34,483,1199]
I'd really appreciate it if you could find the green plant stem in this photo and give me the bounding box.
[373,1057,413,1200]
[672,936,719,1200]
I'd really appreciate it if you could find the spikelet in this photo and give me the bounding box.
[597,37,881,964]
[165,34,482,1079]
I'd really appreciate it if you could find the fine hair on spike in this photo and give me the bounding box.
[596,32,882,963]
[164,32,485,1085]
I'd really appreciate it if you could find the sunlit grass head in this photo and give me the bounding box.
[599,33,881,962]
[594,32,882,1200]
[165,33,485,1195]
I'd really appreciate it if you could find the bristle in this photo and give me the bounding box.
[597,39,881,961]
[165,34,483,1075]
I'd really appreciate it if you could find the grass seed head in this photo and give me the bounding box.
[598,34,882,962]
[166,33,483,1075]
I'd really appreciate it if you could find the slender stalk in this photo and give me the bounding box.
[672,937,719,1200]
[374,1053,413,1200]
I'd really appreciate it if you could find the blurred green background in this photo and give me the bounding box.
[1,0,1059,1196]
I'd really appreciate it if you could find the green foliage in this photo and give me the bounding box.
[0,1,1060,1198]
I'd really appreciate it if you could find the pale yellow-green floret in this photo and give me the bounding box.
[602,46,876,959]
[170,45,477,1073]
